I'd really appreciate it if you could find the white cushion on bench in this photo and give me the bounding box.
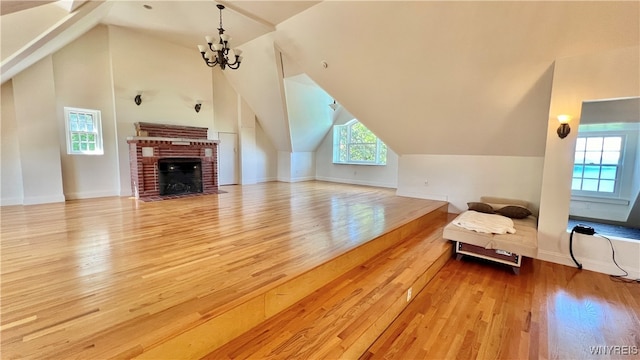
[444,213,538,258]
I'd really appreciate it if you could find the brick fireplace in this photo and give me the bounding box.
[127,122,220,200]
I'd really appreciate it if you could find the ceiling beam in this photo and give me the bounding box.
[217,0,276,32]
[0,1,57,15]
[1,0,112,83]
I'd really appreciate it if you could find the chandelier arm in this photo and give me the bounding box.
[207,57,220,67]
[199,4,240,70]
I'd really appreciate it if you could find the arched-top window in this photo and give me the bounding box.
[333,120,387,165]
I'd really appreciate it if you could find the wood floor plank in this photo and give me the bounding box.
[204,217,452,360]
[365,256,640,360]
[1,181,445,359]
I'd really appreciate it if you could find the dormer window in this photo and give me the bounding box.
[333,120,387,165]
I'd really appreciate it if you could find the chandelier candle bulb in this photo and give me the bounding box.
[205,36,214,44]
[220,34,231,42]
[197,45,206,53]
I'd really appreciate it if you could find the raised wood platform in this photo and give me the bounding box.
[0,181,447,359]
[204,211,453,359]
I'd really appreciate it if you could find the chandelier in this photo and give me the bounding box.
[197,4,243,70]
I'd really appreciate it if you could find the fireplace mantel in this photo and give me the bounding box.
[126,136,220,145]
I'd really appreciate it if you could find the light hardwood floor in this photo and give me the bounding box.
[364,256,640,359]
[0,181,445,359]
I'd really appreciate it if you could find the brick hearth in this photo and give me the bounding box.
[127,122,220,200]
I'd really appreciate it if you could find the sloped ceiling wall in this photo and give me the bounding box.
[284,74,334,152]
[219,32,293,152]
[274,1,639,156]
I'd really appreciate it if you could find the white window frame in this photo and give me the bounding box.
[333,119,387,166]
[64,107,104,155]
[572,133,625,197]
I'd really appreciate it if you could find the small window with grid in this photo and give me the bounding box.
[572,136,622,194]
[64,107,103,155]
[333,120,387,165]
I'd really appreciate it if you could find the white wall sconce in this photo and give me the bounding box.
[557,114,571,139]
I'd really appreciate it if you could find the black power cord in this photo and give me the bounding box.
[569,224,594,269]
[570,224,640,283]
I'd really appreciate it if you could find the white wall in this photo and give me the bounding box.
[11,56,65,204]
[539,46,640,278]
[255,122,277,182]
[213,67,239,134]
[284,75,333,152]
[315,106,399,189]
[291,152,315,182]
[397,155,544,214]
[239,96,257,185]
[1,81,24,205]
[108,26,215,196]
[52,25,120,200]
[219,33,292,152]
[277,151,292,182]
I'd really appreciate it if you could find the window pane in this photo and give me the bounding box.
[88,134,95,142]
[603,137,621,151]
[87,122,94,132]
[575,138,586,151]
[80,134,87,141]
[601,151,620,165]
[573,165,584,178]
[78,115,86,131]
[71,133,80,141]
[333,120,386,165]
[584,151,601,164]
[599,180,615,193]
[80,143,88,151]
[89,143,96,151]
[585,137,603,151]
[350,122,375,144]
[582,179,599,191]
[583,165,600,179]
[72,142,80,151]
[70,113,79,131]
[572,178,582,190]
[379,143,387,164]
[574,152,584,164]
[600,166,617,180]
[349,144,376,161]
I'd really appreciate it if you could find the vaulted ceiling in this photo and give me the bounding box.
[2,1,638,156]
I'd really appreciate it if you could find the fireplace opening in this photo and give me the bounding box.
[158,158,203,196]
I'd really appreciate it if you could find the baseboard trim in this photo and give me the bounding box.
[65,190,120,200]
[315,176,396,189]
[23,194,66,205]
[0,197,23,206]
[395,190,448,202]
[256,177,277,183]
[537,249,640,279]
